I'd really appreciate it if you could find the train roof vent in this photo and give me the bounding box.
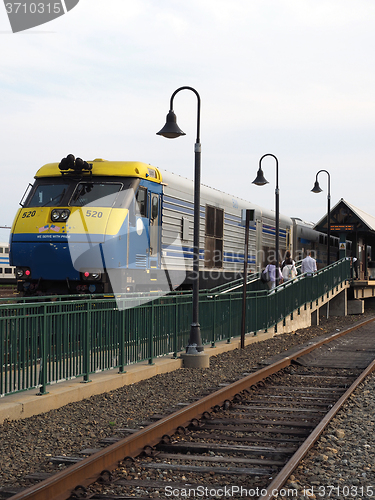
[93,158,106,162]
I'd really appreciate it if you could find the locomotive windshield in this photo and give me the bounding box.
[25,178,140,209]
[27,183,70,207]
[70,182,122,207]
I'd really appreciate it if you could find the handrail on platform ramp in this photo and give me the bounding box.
[0,259,350,396]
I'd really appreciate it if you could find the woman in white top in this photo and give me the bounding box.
[265,260,283,289]
[281,252,297,282]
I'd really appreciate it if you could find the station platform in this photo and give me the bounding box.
[2,271,368,425]
[0,329,277,425]
[351,279,375,299]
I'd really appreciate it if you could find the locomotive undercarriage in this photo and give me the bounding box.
[16,268,249,297]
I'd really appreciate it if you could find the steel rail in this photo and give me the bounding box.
[10,316,375,500]
[259,356,375,500]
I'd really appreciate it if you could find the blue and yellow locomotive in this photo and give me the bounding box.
[10,156,173,295]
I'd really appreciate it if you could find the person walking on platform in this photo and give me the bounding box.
[351,252,359,279]
[265,260,283,290]
[281,250,294,269]
[301,251,317,275]
[281,253,297,282]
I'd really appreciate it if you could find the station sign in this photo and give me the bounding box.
[330,224,354,231]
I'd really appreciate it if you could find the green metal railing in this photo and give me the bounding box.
[1,258,350,396]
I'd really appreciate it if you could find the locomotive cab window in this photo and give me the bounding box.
[151,195,159,220]
[27,182,70,207]
[70,182,122,207]
[205,205,224,268]
[136,187,147,217]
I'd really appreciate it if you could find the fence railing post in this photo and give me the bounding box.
[38,304,49,395]
[228,293,232,342]
[118,308,126,373]
[148,302,154,365]
[82,301,92,383]
[173,296,178,359]
[211,296,216,347]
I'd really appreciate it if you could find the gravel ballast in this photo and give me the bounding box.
[286,373,375,499]
[0,306,374,497]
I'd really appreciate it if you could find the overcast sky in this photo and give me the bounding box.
[1,0,374,242]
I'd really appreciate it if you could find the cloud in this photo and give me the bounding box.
[1,0,375,237]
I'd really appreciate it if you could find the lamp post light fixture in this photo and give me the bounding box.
[253,154,280,285]
[311,170,331,266]
[157,86,208,368]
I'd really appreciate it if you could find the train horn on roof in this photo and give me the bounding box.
[59,155,92,172]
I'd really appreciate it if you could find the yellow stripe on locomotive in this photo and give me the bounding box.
[12,206,129,238]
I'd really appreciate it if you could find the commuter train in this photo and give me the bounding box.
[9,156,345,295]
[0,243,16,284]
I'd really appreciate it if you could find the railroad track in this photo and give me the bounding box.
[0,286,17,298]
[8,316,375,500]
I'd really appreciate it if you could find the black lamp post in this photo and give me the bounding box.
[253,154,280,285]
[311,170,331,266]
[157,86,203,353]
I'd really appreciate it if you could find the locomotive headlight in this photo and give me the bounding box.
[16,268,24,278]
[51,209,71,222]
[60,210,70,221]
[82,271,101,281]
[51,210,60,221]
[15,267,31,279]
